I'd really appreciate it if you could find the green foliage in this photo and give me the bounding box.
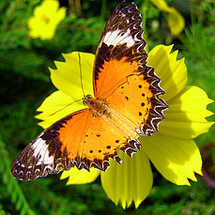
[0,0,215,214]
[183,24,215,102]
[0,136,35,215]
[180,0,215,150]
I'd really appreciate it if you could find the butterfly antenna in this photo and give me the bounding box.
[49,99,83,116]
[78,53,86,97]
[50,53,86,117]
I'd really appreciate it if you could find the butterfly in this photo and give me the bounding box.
[11,2,168,181]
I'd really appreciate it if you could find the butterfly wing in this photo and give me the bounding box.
[11,109,90,180]
[93,3,167,135]
[11,3,167,181]
[11,107,141,180]
[94,2,147,98]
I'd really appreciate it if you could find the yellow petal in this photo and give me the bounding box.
[60,167,100,185]
[160,86,214,139]
[50,52,94,99]
[148,45,188,101]
[101,150,152,209]
[36,52,95,128]
[167,8,185,36]
[150,0,171,12]
[150,0,185,36]
[43,0,59,16]
[141,133,202,185]
[36,90,85,129]
[54,7,67,24]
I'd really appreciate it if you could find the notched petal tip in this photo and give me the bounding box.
[142,133,203,186]
[148,44,188,102]
[101,150,153,209]
[161,86,215,139]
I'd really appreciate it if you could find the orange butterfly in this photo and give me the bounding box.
[11,2,167,181]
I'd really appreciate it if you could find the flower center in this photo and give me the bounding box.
[40,14,50,23]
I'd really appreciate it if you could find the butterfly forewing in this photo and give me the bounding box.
[93,2,167,135]
[93,2,147,98]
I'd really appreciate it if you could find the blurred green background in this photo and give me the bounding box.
[0,0,215,214]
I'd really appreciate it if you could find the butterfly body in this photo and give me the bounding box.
[11,2,168,181]
[83,95,109,116]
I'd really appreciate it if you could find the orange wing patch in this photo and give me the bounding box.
[11,109,91,180]
[107,66,167,137]
[94,57,139,99]
[60,106,141,171]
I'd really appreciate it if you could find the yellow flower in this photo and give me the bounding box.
[36,45,214,208]
[28,0,66,40]
[150,0,185,36]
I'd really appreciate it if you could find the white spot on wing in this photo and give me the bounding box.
[100,29,137,47]
[32,137,54,166]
